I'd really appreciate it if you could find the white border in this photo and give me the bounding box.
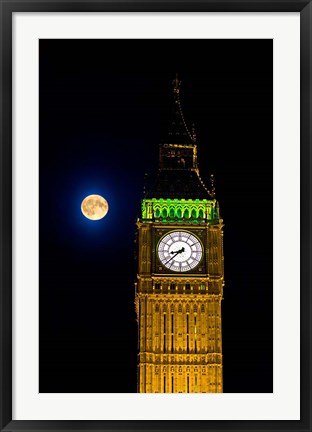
[12,13,300,420]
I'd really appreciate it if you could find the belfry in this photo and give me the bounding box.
[135,76,224,393]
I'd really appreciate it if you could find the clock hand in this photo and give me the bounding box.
[164,247,185,265]
[170,247,185,255]
[164,251,180,265]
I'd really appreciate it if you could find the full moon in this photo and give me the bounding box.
[81,194,109,221]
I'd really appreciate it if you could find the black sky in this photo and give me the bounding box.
[39,39,273,393]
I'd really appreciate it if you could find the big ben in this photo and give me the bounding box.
[135,76,224,393]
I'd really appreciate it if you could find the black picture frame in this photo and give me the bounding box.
[0,1,310,431]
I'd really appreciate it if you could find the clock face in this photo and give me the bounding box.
[157,231,203,272]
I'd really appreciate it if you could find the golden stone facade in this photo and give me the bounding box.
[135,77,224,393]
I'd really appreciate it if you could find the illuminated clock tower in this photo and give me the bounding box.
[135,76,224,393]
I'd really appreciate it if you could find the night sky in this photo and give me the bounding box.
[39,39,273,393]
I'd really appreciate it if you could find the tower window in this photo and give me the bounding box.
[169,208,174,217]
[186,313,190,353]
[155,283,160,290]
[194,316,197,353]
[184,209,189,218]
[185,283,191,290]
[171,315,174,353]
[163,313,167,353]
[170,283,175,290]
[155,208,160,218]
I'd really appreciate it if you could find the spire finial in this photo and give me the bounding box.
[143,172,148,195]
[191,123,197,143]
[210,174,216,198]
[172,73,181,95]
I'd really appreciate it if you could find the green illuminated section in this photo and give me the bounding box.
[141,198,219,223]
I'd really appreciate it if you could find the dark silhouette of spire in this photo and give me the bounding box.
[145,76,214,200]
[164,74,193,145]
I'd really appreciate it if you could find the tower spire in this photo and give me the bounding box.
[191,123,197,144]
[146,77,213,199]
[172,73,181,95]
[166,74,193,144]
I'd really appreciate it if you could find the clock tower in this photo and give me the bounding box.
[135,76,224,393]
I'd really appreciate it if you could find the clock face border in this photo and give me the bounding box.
[156,229,204,274]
